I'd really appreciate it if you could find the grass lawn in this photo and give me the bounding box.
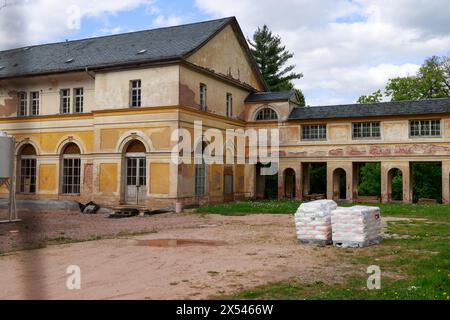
[200,200,450,300]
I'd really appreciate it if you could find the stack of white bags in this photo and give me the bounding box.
[294,200,382,248]
[331,206,382,248]
[294,200,337,245]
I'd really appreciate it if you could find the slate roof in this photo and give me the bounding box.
[288,99,450,120]
[0,17,236,79]
[245,90,295,103]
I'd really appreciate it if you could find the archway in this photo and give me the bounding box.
[122,140,147,205]
[255,162,278,199]
[61,143,81,195]
[388,168,403,202]
[17,144,37,194]
[284,168,296,199]
[333,168,346,201]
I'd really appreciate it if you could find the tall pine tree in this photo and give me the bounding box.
[249,25,303,96]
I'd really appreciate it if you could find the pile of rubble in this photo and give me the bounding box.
[294,200,382,248]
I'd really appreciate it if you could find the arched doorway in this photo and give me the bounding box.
[333,168,346,201]
[284,168,296,199]
[123,140,147,205]
[256,162,278,199]
[18,144,37,194]
[61,143,81,194]
[388,168,403,202]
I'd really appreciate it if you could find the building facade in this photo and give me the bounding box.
[0,17,449,209]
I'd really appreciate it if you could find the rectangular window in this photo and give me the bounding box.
[226,93,233,117]
[20,158,36,193]
[130,80,141,107]
[199,83,207,111]
[18,92,27,116]
[352,121,381,139]
[74,88,84,113]
[30,91,39,116]
[301,124,327,140]
[60,89,70,114]
[195,163,206,196]
[62,158,81,194]
[410,119,441,137]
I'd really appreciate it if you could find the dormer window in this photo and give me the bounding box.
[255,107,278,121]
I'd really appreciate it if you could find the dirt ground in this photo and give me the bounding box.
[0,211,347,300]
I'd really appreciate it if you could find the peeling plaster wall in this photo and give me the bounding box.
[187,24,264,91]
[0,73,95,117]
[95,65,179,110]
[179,65,249,120]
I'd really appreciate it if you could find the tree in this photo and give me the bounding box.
[357,89,383,104]
[358,55,450,103]
[295,88,306,107]
[385,56,450,101]
[249,25,303,92]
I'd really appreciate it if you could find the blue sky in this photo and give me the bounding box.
[1,0,449,105]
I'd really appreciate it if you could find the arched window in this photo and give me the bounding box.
[61,143,81,194]
[18,144,37,194]
[255,108,278,121]
[123,140,147,205]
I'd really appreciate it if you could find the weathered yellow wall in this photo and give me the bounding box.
[99,163,118,193]
[150,163,170,194]
[39,164,57,191]
[187,25,263,91]
[235,164,245,193]
[99,126,173,151]
[329,124,351,142]
[13,131,93,154]
[0,73,95,118]
[179,66,250,120]
[210,164,223,196]
[95,65,179,110]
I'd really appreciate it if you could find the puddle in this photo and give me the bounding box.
[136,239,227,247]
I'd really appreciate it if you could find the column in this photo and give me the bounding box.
[295,164,302,201]
[278,168,284,200]
[402,163,412,204]
[380,163,389,204]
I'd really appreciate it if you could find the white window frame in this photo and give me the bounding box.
[301,124,327,141]
[60,89,70,114]
[62,155,81,195]
[30,91,40,116]
[19,156,37,194]
[255,107,278,121]
[74,88,84,113]
[352,121,381,139]
[130,80,142,108]
[18,92,28,116]
[409,119,441,138]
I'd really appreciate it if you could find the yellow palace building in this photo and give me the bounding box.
[1,17,450,209]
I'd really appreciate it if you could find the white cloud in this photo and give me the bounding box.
[152,14,185,28]
[0,0,154,49]
[195,0,450,105]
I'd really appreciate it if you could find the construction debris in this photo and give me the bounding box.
[294,200,337,246]
[331,205,383,248]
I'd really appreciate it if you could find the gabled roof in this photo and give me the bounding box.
[0,17,266,89]
[245,90,295,103]
[288,99,450,120]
